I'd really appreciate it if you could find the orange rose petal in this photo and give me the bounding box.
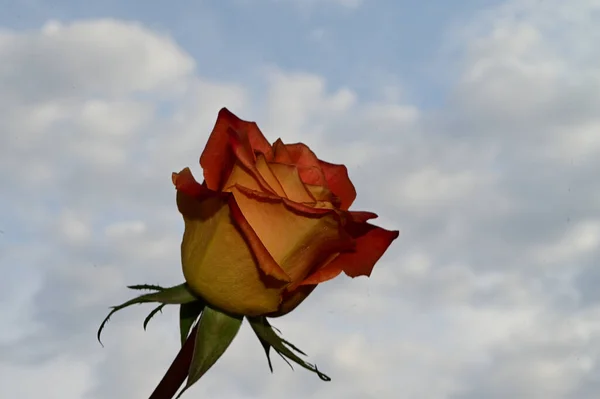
[349,211,379,223]
[305,184,333,201]
[227,194,291,283]
[255,154,286,197]
[231,185,352,283]
[226,127,278,194]
[300,264,344,286]
[285,250,344,292]
[297,166,329,189]
[300,222,399,285]
[339,223,399,278]
[234,184,333,217]
[281,198,333,215]
[172,167,210,199]
[222,162,263,192]
[305,184,342,209]
[200,108,273,191]
[269,284,318,317]
[269,162,315,203]
[273,138,293,163]
[282,143,329,187]
[284,142,320,167]
[318,160,357,210]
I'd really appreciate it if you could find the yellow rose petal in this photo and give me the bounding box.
[178,190,286,316]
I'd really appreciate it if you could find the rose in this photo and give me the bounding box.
[96,108,400,398]
[172,108,399,317]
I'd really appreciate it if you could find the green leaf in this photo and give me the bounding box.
[248,317,331,381]
[97,282,198,346]
[179,300,206,346]
[143,304,165,330]
[176,306,243,399]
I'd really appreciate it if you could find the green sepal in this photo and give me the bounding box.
[97,282,198,346]
[179,300,206,346]
[248,316,331,381]
[176,305,243,398]
[143,304,165,330]
[256,331,274,372]
[127,284,167,291]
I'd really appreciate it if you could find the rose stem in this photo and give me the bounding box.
[148,325,197,399]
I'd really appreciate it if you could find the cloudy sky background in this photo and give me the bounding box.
[1,0,599,398]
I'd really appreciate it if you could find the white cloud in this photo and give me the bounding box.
[263,69,357,141]
[0,356,94,399]
[530,220,600,265]
[394,167,484,205]
[57,210,92,243]
[0,19,194,101]
[104,221,147,239]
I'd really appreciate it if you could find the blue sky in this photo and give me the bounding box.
[1,0,600,398]
[2,0,503,108]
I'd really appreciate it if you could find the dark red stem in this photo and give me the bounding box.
[148,326,197,399]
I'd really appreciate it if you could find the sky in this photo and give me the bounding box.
[1,0,599,398]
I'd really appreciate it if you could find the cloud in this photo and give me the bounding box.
[0,19,195,101]
[2,0,600,398]
[0,356,94,399]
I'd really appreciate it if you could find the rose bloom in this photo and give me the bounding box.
[173,108,399,317]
